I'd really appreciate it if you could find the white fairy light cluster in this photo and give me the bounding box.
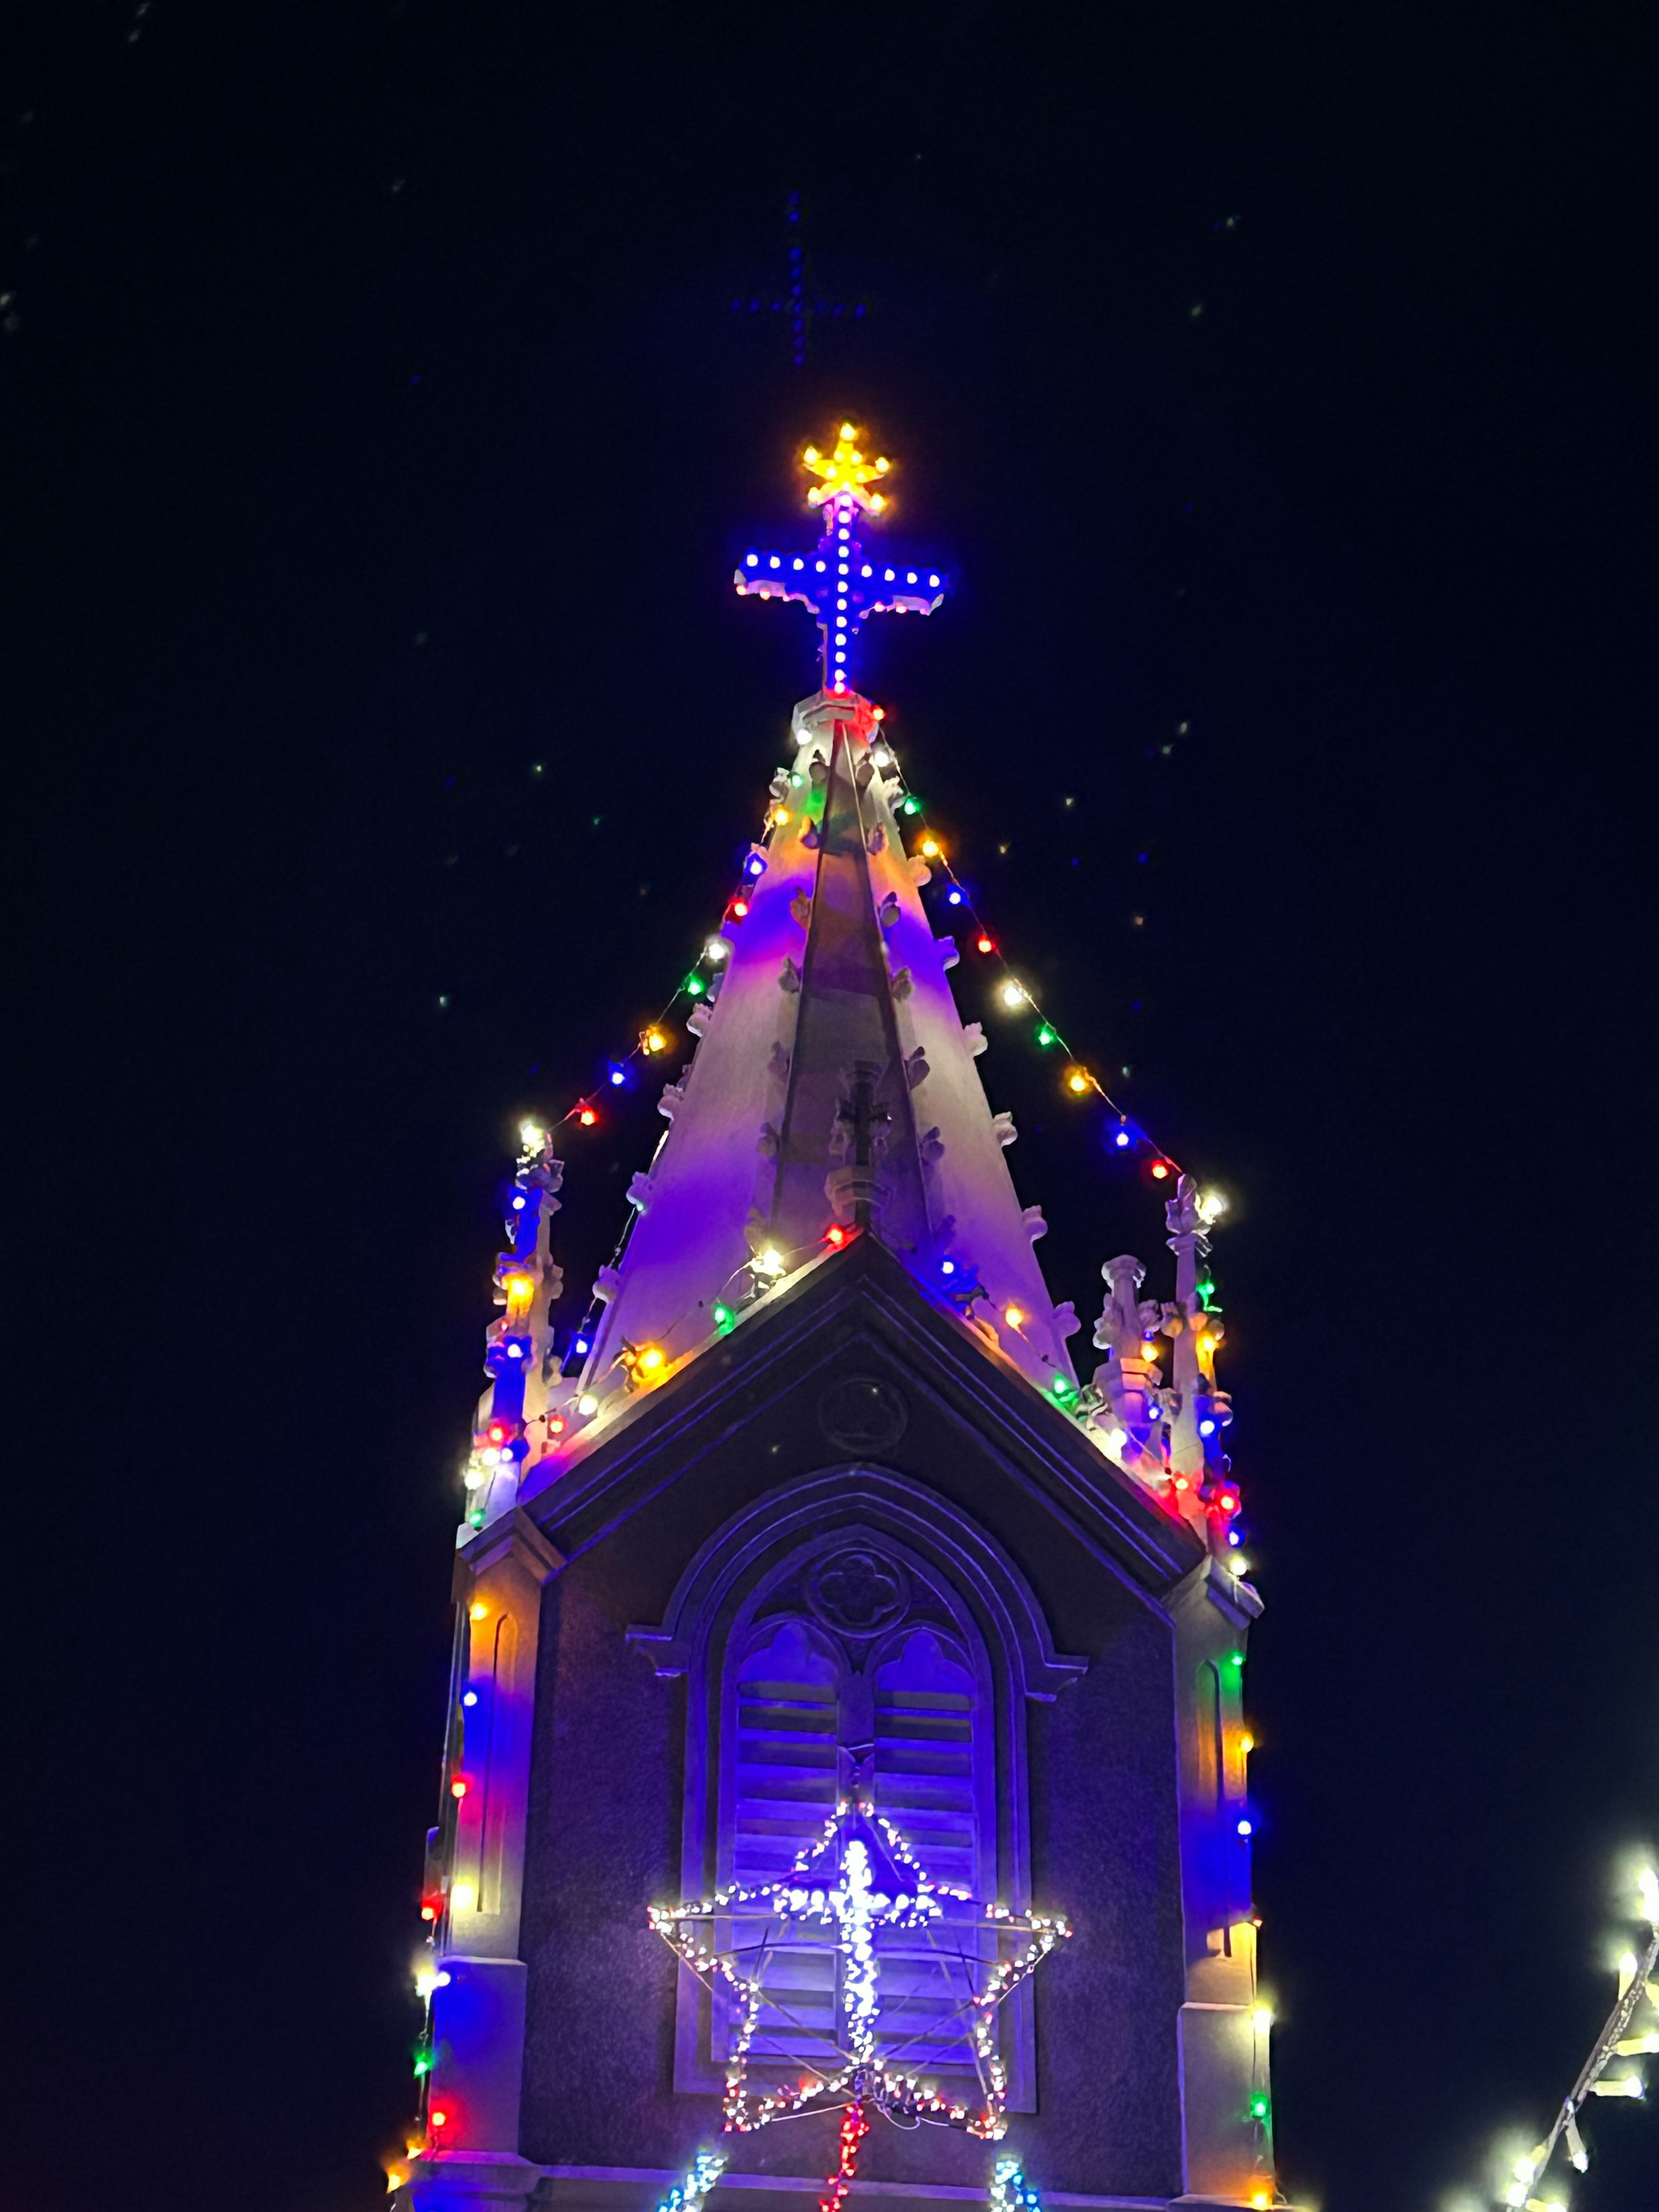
[990,2154,1044,2212]
[1492,1866,1659,2211]
[655,2151,726,2212]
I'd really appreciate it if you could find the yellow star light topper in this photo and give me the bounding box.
[802,421,892,514]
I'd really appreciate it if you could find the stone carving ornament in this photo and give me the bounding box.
[817,1374,907,1453]
[806,1547,910,1637]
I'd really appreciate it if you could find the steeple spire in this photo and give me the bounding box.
[556,427,1079,1432]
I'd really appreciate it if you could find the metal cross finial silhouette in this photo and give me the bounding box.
[734,423,950,696]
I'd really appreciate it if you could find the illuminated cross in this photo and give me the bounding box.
[735,423,950,697]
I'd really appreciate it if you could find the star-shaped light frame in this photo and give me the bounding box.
[649,1793,1071,2142]
[803,423,892,514]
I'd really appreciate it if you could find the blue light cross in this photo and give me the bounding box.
[735,494,948,697]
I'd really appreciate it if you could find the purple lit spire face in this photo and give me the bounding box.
[734,486,948,695]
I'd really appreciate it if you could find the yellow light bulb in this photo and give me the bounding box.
[1251,2005,1273,2032]
[840,420,856,439]
[450,1880,477,1913]
[803,446,820,464]
[1239,1733,1255,1754]
[1066,1068,1090,1095]
[469,1602,489,1622]
[1005,1307,1024,1328]
[645,1029,666,1053]
[639,1344,665,1373]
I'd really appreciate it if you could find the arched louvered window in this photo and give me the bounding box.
[649,1474,1075,2110]
[729,1622,841,2067]
[709,1547,998,2085]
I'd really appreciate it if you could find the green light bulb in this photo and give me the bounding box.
[1036,1025,1055,1047]
[713,1303,735,1334]
[686,975,705,997]
[902,796,920,816]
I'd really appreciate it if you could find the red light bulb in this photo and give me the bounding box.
[429,2109,449,2130]
[976,934,994,954]
[825,1224,846,1247]
[731,896,750,919]
[578,1106,597,1128]
[1150,1158,1173,1181]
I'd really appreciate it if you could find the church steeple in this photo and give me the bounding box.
[393,427,1284,2212]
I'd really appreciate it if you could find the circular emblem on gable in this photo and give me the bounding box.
[807,1548,910,1636]
[817,1374,907,1454]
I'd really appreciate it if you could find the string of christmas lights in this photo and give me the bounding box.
[1488,1867,1659,2212]
[523,708,1205,1384]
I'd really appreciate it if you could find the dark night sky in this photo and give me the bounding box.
[6,6,1657,2210]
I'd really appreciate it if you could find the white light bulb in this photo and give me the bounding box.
[577,1393,598,1416]
[450,1881,477,1913]
[705,937,730,962]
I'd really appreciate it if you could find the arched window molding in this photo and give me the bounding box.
[629,1464,1086,2107]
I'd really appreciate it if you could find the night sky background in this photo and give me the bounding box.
[6,5,1657,2209]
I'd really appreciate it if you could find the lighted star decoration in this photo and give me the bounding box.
[650,1795,1071,2212]
[804,423,891,513]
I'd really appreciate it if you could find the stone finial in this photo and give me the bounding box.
[1163,1171,1212,1306]
[1093,1254,1163,1466]
[1161,1172,1230,1503]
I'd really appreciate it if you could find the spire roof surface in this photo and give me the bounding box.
[579,688,1077,1400]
